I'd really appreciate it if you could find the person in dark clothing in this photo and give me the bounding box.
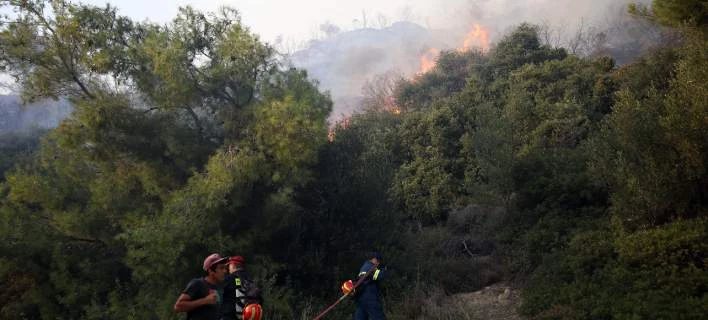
[221,256,263,320]
[175,253,229,320]
[354,252,386,320]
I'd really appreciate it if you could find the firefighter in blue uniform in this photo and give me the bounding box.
[354,252,386,320]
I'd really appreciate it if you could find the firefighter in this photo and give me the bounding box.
[222,256,263,320]
[354,252,386,320]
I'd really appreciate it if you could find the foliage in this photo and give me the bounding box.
[0,1,328,318]
[630,0,708,32]
[0,130,44,179]
[589,35,708,230]
[0,0,705,319]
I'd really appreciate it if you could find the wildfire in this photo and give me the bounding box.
[419,47,440,74]
[383,96,401,115]
[461,24,490,52]
[328,116,352,141]
[418,24,490,74]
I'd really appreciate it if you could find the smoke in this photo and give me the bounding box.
[406,0,651,34]
[288,0,660,122]
[290,22,437,119]
[0,96,72,134]
[0,1,661,127]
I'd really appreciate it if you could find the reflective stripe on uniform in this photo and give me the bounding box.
[359,272,367,277]
[372,269,381,280]
[234,283,247,312]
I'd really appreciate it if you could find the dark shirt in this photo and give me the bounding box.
[183,278,222,320]
[221,273,238,319]
[356,261,385,302]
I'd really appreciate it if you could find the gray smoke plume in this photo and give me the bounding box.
[0,96,72,134]
[288,0,660,122]
[0,1,660,128]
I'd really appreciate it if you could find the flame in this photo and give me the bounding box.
[461,24,490,52]
[419,47,440,74]
[417,24,490,75]
[383,96,401,114]
[328,116,352,141]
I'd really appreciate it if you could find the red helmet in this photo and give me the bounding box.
[243,303,262,320]
[341,280,354,295]
[229,255,245,266]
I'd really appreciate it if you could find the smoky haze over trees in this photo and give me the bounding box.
[0,0,661,128]
[0,96,71,133]
[289,0,663,121]
[0,0,706,319]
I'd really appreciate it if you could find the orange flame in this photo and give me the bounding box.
[461,24,490,52]
[419,47,440,74]
[328,116,352,141]
[418,24,490,75]
[383,96,401,114]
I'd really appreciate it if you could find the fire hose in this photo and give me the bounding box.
[312,263,379,320]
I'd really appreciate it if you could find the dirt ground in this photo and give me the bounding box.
[448,283,524,320]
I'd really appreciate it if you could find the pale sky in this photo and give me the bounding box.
[2,0,642,96]
[81,0,447,44]
[77,0,641,45]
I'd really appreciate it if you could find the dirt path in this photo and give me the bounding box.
[449,283,524,320]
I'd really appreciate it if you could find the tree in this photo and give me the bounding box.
[0,1,329,318]
[488,23,567,78]
[361,70,403,113]
[0,130,44,178]
[395,49,486,110]
[590,36,707,230]
[630,0,708,32]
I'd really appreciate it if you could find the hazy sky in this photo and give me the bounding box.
[1,0,646,96]
[81,0,443,44]
[79,0,645,45]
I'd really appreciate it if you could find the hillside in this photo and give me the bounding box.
[0,1,705,319]
[290,21,455,119]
